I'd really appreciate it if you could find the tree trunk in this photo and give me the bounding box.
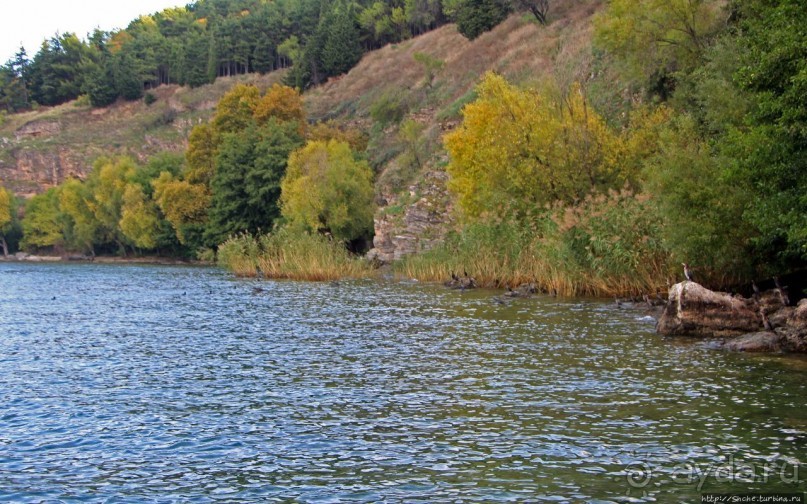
[1,236,7,258]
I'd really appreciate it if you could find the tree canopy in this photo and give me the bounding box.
[0,0,478,111]
[281,140,375,243]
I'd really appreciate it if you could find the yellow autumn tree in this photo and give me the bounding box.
[445,72,620,222]
[185,123,219,186]
[281,140,374,243]
[212,83,261,134]
[153,172,211,244]
[253,83,306,133]
[119,183,161,250]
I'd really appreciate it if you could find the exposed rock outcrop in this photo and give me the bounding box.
[367,170,454,263]
[14,121,61,140]
[657,281,807,353]
[657,281,761,338]
[782,300,807,352]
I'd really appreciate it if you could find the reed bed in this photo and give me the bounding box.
[396,195,674,298]
[217,228,372,281]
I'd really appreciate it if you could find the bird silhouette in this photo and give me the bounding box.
[682,263,694,282]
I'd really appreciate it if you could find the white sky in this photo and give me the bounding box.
[1,1,187,64]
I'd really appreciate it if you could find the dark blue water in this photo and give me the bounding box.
[0,262,805,502]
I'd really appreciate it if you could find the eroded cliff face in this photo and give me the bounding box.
[0,82,233,198]
[0,138,90,197]
[1,119,184,198]
[368,170,455,263]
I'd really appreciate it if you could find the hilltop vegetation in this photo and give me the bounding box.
[0,0,555,113]
[1,0,806,297]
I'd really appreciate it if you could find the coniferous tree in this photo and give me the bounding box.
[320,2,363,78]
[453,0,510,40]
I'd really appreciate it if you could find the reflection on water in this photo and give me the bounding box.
[0,262,805,502]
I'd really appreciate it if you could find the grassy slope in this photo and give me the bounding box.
[307,1,600,124]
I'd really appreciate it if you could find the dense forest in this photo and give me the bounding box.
[1,0,805,296]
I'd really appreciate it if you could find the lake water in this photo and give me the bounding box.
[0,262,805,502]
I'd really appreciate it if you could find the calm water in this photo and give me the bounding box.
[0,263,805,502]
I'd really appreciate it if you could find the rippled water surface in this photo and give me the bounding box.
[0,263,805,502]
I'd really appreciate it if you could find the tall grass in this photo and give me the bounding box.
[397,191,674,297]
[218,227,372,281]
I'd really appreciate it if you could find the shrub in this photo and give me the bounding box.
[369,89,408,127]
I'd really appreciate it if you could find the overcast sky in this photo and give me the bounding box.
[1,1,186,64]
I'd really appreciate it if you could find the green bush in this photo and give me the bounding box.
[369,90,408,127]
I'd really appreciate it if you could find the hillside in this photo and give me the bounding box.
[0,0,602,260]
[0,72,285,198]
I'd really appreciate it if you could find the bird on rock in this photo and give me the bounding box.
[682,263,695,282]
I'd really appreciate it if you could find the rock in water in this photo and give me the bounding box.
[723,331,784,352]
[656,281,761,338]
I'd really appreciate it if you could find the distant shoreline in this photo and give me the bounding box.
[0,253,209,266]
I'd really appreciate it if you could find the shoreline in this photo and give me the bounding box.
[0,252,209,266]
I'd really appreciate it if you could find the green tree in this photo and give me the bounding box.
[319,2,363,78]
[28,33,91,106]
[185,123,219,186]
[594,0,727,96]
[724,0,807,266]
[643,116,753,279]
[359,2,395,48]
[0,48,30,112]
[21,188,64,251]
[113,49,144,101]
[453,0,511,40]
[119,183,161,250]
[207,119,304,243]
[413,52,444,87]
[82,32,120,107]
[84,157,138,253]
[183,28,212,87]
[59,178,102,255]
[281,140,375,243]
[0,186,16,256]
[278,36,302,67]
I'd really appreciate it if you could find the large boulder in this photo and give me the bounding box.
[657,281,762,337]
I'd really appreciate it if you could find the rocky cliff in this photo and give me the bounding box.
[369,169,455,263]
